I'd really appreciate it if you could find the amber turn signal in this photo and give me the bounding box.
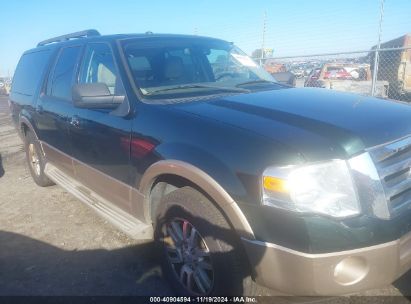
[263,176,289,193]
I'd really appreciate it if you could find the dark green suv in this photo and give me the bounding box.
[9,30,411,296]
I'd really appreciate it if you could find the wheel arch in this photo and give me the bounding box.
[19,115,38,138]
[139,160,255,240]
[19,116,45,156]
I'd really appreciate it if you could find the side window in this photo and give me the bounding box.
[79,43,124,95]
[12,50,52,96]
[47,46,81,100]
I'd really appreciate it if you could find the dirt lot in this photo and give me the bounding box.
[0,95,410,299]
[0,96,171,296]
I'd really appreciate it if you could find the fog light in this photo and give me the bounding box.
[334,257,369,286]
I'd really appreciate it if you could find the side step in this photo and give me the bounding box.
[44,163,153,240]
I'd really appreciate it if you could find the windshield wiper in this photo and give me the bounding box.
[235,80,278,87]
[145,84,250,95]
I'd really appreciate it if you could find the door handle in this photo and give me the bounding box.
[69,115,81,128]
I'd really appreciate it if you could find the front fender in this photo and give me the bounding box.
[154,142,246,197]
[139,142,255,239]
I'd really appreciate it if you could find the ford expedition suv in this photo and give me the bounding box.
[9,30,411,296]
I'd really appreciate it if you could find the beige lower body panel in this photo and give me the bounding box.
[242,230,411,296]
[399,231,411,277]
[44,162,153,240]
[41,141,146,221]
[72,159,132,215]
[40,141,151,238]
[41,142,73,176]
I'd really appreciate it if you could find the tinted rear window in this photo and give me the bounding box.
[12,49,52,96]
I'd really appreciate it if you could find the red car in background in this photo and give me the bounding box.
[323,66,353,80]
[304,63,389,97]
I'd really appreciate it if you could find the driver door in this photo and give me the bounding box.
[69,42,133,213]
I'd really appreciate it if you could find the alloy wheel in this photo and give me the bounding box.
[163,218,214,295]
[28,143,41,176]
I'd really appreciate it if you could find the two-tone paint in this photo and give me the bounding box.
[9,33,411,295]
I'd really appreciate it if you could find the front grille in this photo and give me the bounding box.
[369,136,411,217]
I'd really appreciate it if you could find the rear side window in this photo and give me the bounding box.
[12,50,52,96]
[47,46,82,100]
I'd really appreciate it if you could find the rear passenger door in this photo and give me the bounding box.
[36,45,82,175]
[70,42,133,214]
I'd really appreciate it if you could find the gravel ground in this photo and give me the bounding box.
[0,96,172,296]
[0,95,410,300]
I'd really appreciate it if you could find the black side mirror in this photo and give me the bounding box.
[72,83,124,109]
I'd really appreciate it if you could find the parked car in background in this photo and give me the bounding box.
[6,79,11,95]
[305,67,321,85]
[304,68,312,77]
[370,34,411,100]
[263,60,286,73]
[0,78,12,95]
[263,60,295,86]
[291,68,305,78]
[305,63,389,97]
[0,80,5,95]
[271,71,296,87]
[323,66,353,80]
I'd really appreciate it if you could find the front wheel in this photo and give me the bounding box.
[154,186,266,296]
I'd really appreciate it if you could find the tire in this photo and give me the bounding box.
[24,130,54,187]
[154,186,268,296]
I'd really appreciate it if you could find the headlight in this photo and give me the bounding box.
[262,160,360,218]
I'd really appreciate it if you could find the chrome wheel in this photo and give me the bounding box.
[28,143,41,176]
[163,218,214,295]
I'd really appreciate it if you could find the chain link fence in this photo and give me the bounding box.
[371,46,411,101]
[255,36,411,102]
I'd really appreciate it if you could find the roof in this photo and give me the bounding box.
[28,29,227,54]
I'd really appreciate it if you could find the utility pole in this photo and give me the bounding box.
[371,0,385,96]
[260,11,267,66]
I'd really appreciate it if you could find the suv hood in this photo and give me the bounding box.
[172,88,411,161]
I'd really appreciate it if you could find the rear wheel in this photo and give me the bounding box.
[24,130,54,187]
[155,186,267,296]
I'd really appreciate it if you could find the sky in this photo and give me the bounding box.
[0,0,410,76]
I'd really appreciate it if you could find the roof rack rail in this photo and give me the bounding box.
[37,29,101,47]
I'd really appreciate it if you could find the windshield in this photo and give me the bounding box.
[121,37,276,99]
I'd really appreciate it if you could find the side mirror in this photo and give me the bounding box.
[72,83,124,109]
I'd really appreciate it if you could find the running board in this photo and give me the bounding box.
[44,163,153,240]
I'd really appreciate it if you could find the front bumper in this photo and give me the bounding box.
[242,230,411,295]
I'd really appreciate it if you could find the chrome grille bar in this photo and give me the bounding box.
[371,136,411,163]
[385,177,411,198]
[378,158,411,180]
[368,135,411,217]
